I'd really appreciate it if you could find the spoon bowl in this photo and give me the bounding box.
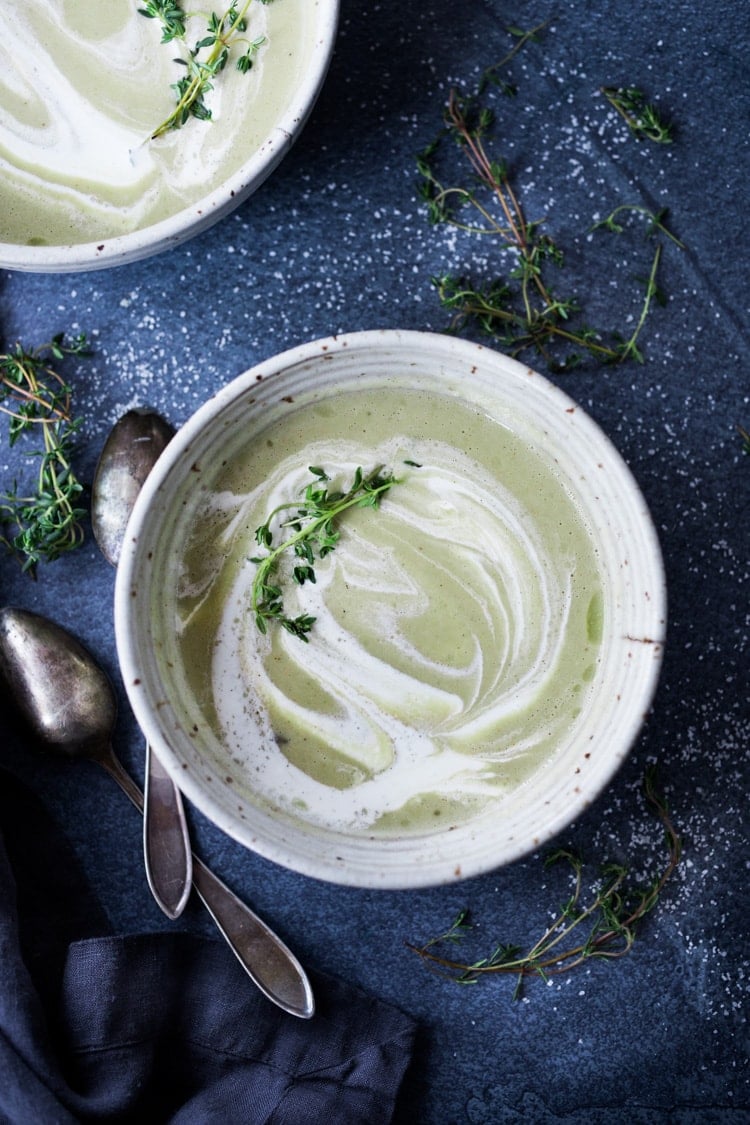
[92,409,176,567]
[0,604,116,759]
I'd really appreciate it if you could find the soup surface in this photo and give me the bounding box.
[169,382,605,837]
[0,0,310,244]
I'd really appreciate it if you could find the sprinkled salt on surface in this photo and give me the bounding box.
[1,0,748,1121]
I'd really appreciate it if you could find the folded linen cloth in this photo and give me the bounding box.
[0,767,417,1124]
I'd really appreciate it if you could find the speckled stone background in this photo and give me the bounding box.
[1,1,748,1121]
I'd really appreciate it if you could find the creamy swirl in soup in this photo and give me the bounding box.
[172,383,604,837]
[0,0,310,244]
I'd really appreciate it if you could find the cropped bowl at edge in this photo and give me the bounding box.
[0,0,339,273]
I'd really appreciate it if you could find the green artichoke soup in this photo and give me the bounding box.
[168,379,605,838]
[0,0,310,245]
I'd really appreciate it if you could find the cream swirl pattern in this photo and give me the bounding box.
[174,387,604,837]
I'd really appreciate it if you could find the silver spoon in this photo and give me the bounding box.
[92,409,191,920]
[0,606,315,1020]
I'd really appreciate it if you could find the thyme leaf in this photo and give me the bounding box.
[600,86,674,144]
[138,0,187,42]
[0,334,89,574]
[408,766,682,999]
[251,464,401,641]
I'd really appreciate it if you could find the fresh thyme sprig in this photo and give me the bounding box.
[738,425,750,457]
[251,465,400,641]
[417,27,683,371]
[0,334,89,574]
[140,0,269,139]
[408,766,682,999]
[601,86,674,144]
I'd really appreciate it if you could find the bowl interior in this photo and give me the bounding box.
[115,330,666,888]
[0,0,338,272]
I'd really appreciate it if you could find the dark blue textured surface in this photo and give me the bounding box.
[1,1,748,1120]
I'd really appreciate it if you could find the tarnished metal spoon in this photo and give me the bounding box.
[92,409,192,920]
[0,606,315,1020]
[91,408,175,569]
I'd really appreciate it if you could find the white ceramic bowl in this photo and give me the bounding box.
[115,330,666,888]
[0,0,338,273]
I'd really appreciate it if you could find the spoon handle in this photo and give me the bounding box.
[100,749,315,1020]
[143,743,193,920]
[190,853,314,1019]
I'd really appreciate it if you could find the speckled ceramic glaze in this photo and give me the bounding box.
[115,330,666,888]
[0,0,338,273]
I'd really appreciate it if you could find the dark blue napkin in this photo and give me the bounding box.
[0,768,417,1123]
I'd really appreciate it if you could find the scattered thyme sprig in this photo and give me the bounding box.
[251,465,400,641]
[408,767,682,1000]
[418,27,683,371]
[139,0,269,139]
[0,334,89,574]
[601,86,674,144]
